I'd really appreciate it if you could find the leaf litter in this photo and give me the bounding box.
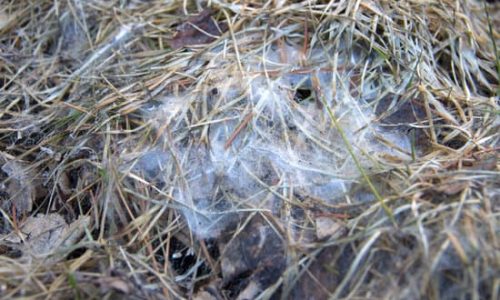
[0,154,39,215]
[1,213,90,261]
[168,9,228,50]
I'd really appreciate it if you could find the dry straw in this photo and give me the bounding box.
[0,0,498,299]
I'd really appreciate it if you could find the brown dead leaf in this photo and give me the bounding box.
[290,245,351,299]
[58,170,73,195]
[193,290,218,300]
[98,277,131,294]
[168,9,227,49]
[1,159,35,214]
[315,217,342,240]
[467,153,498,171]
[219,216,285,298]
[2,213,90,261]
[434,180,469,195]
[193,281,224,300]
[236,281,261,300]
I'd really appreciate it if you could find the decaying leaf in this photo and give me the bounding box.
[168,9,227,49]
[98,276,131,294]
[315,216,342,240]
[1,158,36,214]
[219,217,285,298]
[434,180,469,195]
[290,245,346,299]
[193,290,218,300]
[467,153,498,171]
[192,281,224,300]
[2,213,90,261]
[236,281,261,300]
[58,170,73,195]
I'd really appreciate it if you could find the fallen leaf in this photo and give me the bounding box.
[315,217,342,240]
[1,159,35,214]
[468,153,497,171]
[291,245,349,299]
[193,290,218,300]
[168,9,227,49]
[236,281,261,300]
[98,277,131,294]
[219,216,285,298]
[58,170,73,195]
[434,181,469,195]
[2,213,90,261]
[193,281,223,300]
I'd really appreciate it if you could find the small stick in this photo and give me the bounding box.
[224,111,254,150]
[301,16,308,65]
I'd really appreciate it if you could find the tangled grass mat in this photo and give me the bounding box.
[0,0,498,299]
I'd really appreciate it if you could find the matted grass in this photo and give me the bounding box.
[0,0,498,299]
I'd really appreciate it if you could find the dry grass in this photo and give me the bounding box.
[0,0,498,299]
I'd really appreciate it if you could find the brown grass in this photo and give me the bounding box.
[0,0,498,299]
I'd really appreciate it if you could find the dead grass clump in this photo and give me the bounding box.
[0,0,498,299]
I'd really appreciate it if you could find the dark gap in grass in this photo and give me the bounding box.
[375,23,385,37]
[204,238,220,262]
[168,236,201,276]
[294,88,313,103]
[443,137,467,150]
[1,246,22,259]
[20,131,44,147]
[69,168,82,191]
[299,245,356,299]
[66,246,87,260]
[436,52,454,79]
[223,269,253,298]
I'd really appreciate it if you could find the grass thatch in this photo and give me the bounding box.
[0,0,498,299]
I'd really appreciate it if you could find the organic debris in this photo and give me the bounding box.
[168,9,227,49]
[1,155,37,214]
[1,213,90,261]
[0,0,498,299]
[219,216,286,297]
